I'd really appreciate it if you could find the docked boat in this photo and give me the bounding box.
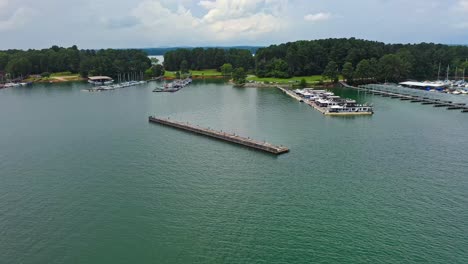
[294,88,373,115]
[4,82,20,88]
[154,78,192,93]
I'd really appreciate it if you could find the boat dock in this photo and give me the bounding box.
[148,117,289,155]
[84,80,147,92]
[152,78,192,93]
[147,76,164,82]
[339,82,468,113]
[277,86,373,116]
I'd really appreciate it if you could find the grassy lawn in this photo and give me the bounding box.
[247,75,343,84]
[163,69,341,84]
[24,72,84,83]
[50,72,79,77]
[165,69,223,78]
[190,69,222,76]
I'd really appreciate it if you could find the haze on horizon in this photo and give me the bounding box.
[1,0,468,50]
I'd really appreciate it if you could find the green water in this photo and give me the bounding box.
[1,81,467,263]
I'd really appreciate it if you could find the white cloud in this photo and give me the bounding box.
[304,12,331,22]
[131,0,287,44]
[459,0,468,11]
[0,0,8,9]
[100,16,140,29]
[453,21,468,29]
[0,6,36,31]
[200,0,265,22]
[131,0,204,45]
[0,0,468,49]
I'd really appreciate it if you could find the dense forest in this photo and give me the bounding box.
[164,38,468,82]
[255,38,468,82]
[2,39,468,83]
[163,48,254,72]
[143,46,261,56]
[0,46,151,79]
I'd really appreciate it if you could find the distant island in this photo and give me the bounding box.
[1,38,468,86]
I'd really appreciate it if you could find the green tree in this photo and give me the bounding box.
[232,67,247,86]
[175,71,181,79]
[268,58,290,78]
[152,64,164,77]
[6,57,32,77]
[354,59,371,80]
[144,68,153,78]
[150,57,159,65]
[220,63,233,76]
[322,61,339,82]
[180,60,189,73]
[369,58,379,79]
[342,62,354,82]
[0,52,8,70]
[299,78,307,88]
[378,54,410,82]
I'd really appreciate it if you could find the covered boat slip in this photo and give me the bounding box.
[88,76,113,82]
[88,76,114,85]
[399,81,445,89]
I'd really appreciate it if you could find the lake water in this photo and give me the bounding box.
[148,55,164,64]
[1,80,467,263]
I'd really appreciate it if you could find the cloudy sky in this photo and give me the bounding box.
[1,0,468,49]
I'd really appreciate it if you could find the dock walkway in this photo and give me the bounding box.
[148,117,289,155]
[339,82,468,113]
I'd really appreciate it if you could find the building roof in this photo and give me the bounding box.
[399,81,445,88]
[89,76,113,81]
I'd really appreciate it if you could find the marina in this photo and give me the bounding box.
[340,82,468,113]
[398,80,468,95]
[152,78,192,93]
[277,86,373,116]
[148,116,289,155]
[84,80,147,92]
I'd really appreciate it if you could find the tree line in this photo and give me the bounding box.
[255,38,468,82]
[3,39,468,83]
[0,46,151,79]
[142,46,261,56]
[163,48,254,72]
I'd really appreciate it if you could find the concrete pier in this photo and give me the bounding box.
[148,116,289,155]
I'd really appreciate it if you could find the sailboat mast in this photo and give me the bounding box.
[446,65,450,81]
[437,62,441,81]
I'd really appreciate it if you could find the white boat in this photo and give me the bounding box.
[4,83,20,88]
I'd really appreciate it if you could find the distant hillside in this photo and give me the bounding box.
[141,46,262,55]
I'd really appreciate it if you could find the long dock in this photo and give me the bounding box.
[339,82,468,113]
[148,116,289,155]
